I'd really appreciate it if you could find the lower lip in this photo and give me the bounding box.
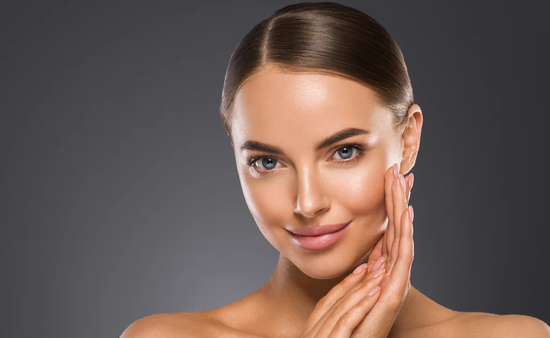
[289,221,351,251]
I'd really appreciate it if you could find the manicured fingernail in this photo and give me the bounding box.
[393,163,398,177]
[353,263,368,274]
[371,268,386,278]
[367,285,381,296]
[409,205,414,222]
[399,175,406,192]
[408,173,414,190]
[371,256,386,271]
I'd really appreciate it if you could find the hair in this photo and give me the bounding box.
[219,2,414,147]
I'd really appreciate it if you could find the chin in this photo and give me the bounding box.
[297,258,357,280]
[288,242,372,280]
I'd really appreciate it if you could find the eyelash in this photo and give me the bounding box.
[246,143,366,177]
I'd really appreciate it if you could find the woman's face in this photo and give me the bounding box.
[231,64,406,279]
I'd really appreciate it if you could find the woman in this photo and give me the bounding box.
[122,2,549,337]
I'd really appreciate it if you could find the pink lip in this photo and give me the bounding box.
[288,221,351,251]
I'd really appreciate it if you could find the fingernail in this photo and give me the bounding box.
[367,285,381,296]
[353,263,368,274]
[409,173,414,190]
[371,256,386,271]
[393,163,398,177]
[371,268,386,278]
[399,175,406,192]
[409,205,414,222]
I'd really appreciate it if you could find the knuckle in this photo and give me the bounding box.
[333,302,344,315]
[348,282,364,295]
[316,296,331,310]
[335,312,353,328]
[331,284,345,294]
[361,281,378,294]
[333,298,344,309]
[361,278,375,287]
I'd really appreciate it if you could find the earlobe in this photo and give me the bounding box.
[400,104,423,175]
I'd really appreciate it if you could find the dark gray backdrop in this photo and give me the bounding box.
[2,1,549,337]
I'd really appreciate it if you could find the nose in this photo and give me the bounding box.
[293,166,330,218]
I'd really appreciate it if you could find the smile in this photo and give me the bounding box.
[288,221,351,251]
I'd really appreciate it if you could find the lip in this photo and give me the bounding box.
[288,221,351,251]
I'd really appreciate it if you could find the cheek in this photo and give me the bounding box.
[238,170,289,236]
[326,161,386,216]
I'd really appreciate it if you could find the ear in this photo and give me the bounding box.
[399,104,423,175]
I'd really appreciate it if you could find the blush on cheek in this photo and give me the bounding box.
[328,166,386,215]
[241,178,289,231]
[241,188,279,245]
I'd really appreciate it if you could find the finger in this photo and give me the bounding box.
[389,173,407,273]
[383,163,398,257]
[326,286,382,338]
[390,206,414,296]
[363,259,386,282]
[309,264,386,337]
[393,173,407,240]
[324,260,386,317]
[381,207,414,311]
[353,207,414,337]
[365,252,385,277]
[333,260,386,306]
[406,172,414,204]
[365,232,385,275]
[301,263,368,335]
[404,175,410,204]
[313,268,386,338]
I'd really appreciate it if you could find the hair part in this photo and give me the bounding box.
[220,2,414,147]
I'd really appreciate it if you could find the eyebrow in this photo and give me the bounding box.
[239,127,370,154]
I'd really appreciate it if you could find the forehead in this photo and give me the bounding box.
[232,66,391,150]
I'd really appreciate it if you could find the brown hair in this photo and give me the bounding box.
[219,2,414,147]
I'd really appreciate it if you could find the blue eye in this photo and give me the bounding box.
[247,143,366,177]
[333,146,357,160]
[252,157,281,171]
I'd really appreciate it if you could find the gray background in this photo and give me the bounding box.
[2,1,549,337]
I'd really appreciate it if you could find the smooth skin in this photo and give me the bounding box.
[121,64,550,338]
[299,162,413,338]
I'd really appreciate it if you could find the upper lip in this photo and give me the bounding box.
[287,221,351,236]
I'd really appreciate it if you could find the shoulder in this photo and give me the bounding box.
[452,312,550,338]
[119,311,226,338]
[119,292,267,338]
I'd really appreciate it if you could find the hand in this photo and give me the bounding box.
[354,163,414,337]
[298,163,415,337]
[298,258,387,338]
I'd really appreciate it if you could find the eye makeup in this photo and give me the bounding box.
[245,143,366,177]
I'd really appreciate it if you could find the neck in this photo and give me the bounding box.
[263,254,351,314]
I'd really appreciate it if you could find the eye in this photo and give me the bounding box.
[249,157,282,171]
[330,143,365,164]
[246,143,366,177]
[333,146,358,160]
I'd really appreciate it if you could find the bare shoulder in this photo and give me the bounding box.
[119,310,266,338]
[119,311,226,338]
[450,311,550,338]
[398,311,550,338]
